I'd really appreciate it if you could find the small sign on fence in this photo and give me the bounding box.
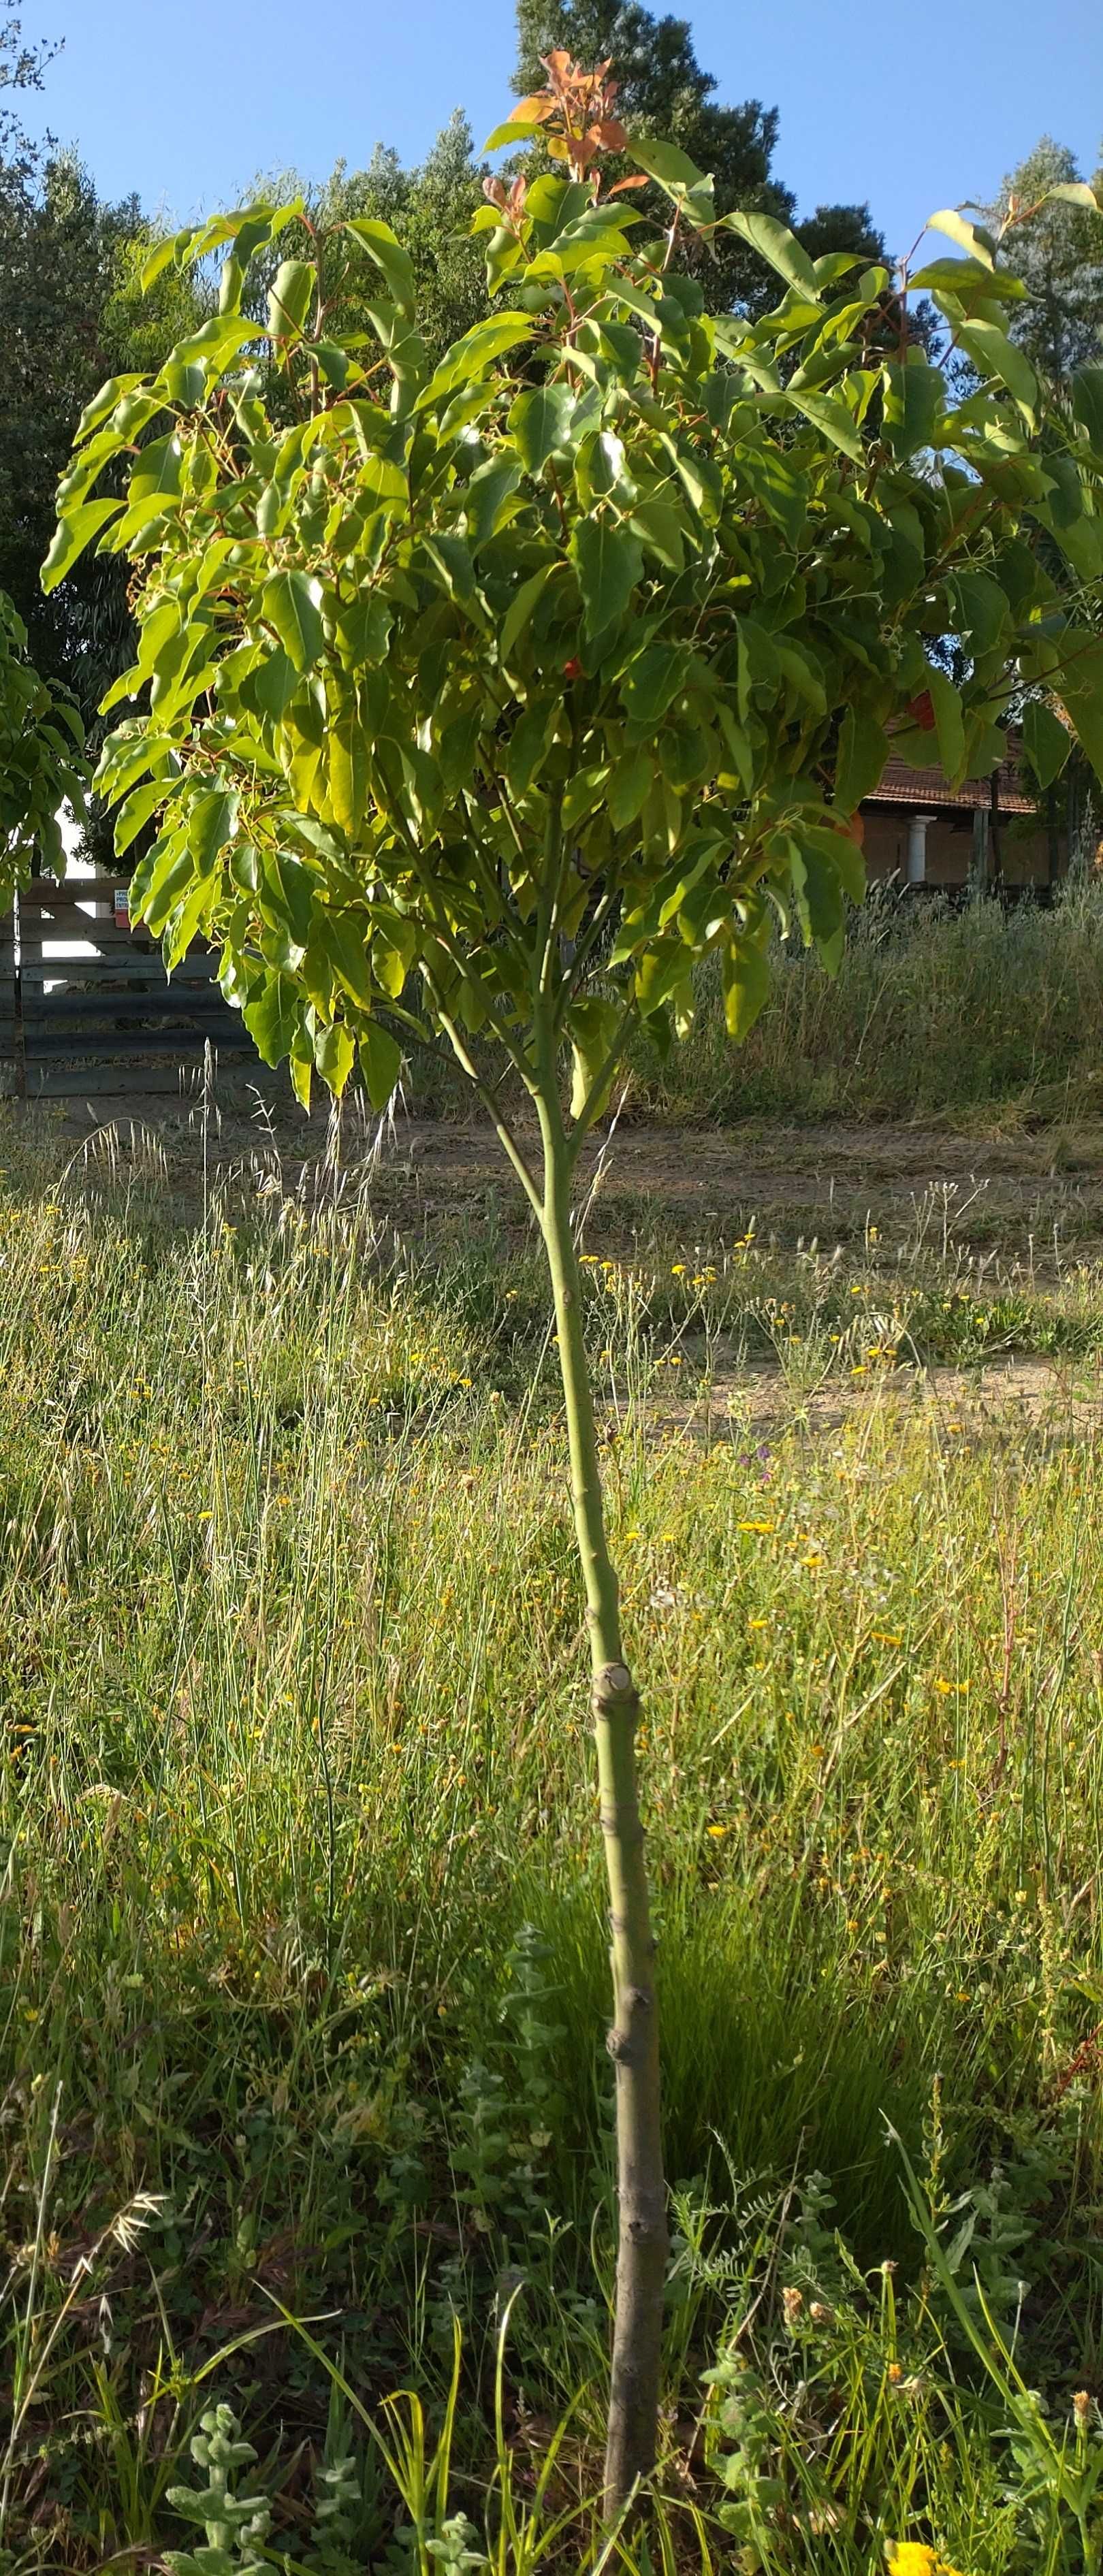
[113,885,129,929]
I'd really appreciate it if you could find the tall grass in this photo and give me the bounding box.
[1,1116,1103,2566]
[631,879,1103,1125]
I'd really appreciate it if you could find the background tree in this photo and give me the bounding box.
[242,113,490,370]
[0,0,209,836]
[46,54,1103,2519]
[974,139,1103,872]
[991,134,1103,379]
[513,0,892,308]
[0,585,85,894]
[0,0,57,181]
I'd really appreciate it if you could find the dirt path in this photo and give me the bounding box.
[51,1091,1103,1253]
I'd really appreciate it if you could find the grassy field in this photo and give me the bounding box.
[3,1100,1103,2571]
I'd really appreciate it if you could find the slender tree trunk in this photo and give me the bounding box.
[536,1081,667,2520]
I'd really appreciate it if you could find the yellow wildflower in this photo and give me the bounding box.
[887,2549,970,2576]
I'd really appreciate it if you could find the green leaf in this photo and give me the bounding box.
[483,118,546,148]
[803,820,865,909]
[951,570,1009,660]
[75,374,142,441]
[142,843,199,937]
[415,313,534,413]
[926,208,997,268]
[569,995,622,1121]
[114,778,170,856]
[188,787,240,872]
[129,434,183,503]
[732,447,807,545]
[927,669,967,784]
[250,649,299,722]
[608,746,653,830]
[344,218,416,319]
[722,937,771,1040]
[908,257,1025,307]
[261,570,324,672]
[499,560,562,663]
[786,387,864,463]
[722,210,819,297]
[882,357,944,459]
[242,969,302,1066]
[1072,364,1103,454]
[330,712,372,836]
[319,911,374,1008]
[506,700,556,803]
[260,850,315,946]
[314,1019,356,1093]
[335,596,393,669]
[626,134,707,190]
[571,519,642,639]
[157,315,257,376]
[562,764,610,832]
[423,532,478,607]
[788,839,844,951]
[462,457,521,554]
[628,501,686,570]
[953,319,1037,418]
[1022,699,1072,792]
[834,708,888,814]
[1044,180,1102,210]
[509,384,577,474]
[360,1020,402,1109]
[665,444,722,526]
[268,260,315,339]
[620,645,690,728]
[42,499,123,594]
[1059,639,1103,788]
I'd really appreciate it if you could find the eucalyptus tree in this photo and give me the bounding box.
[45,53,1103,2513]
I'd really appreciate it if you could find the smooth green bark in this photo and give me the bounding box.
[536,1075,667,2519]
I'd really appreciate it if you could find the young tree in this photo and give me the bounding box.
[45,55,1103,2514]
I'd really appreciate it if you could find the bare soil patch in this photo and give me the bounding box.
[45,1090,1103,1262]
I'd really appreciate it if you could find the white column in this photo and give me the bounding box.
[907,812,936,885]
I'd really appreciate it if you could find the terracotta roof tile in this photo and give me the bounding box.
[865,752,1037,816]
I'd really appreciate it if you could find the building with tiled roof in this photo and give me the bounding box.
[861,741,1063,890]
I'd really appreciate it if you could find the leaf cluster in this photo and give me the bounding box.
[43,109,1103,1143]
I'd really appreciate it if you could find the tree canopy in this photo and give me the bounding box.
[989,133,1103,381]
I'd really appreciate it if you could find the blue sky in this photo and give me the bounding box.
[24,0,1103,259]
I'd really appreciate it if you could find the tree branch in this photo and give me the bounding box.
[431,993,543,1218]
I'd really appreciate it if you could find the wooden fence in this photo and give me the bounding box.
[0,877,252,1099]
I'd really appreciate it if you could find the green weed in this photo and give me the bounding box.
[0,1123,1101,2566]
